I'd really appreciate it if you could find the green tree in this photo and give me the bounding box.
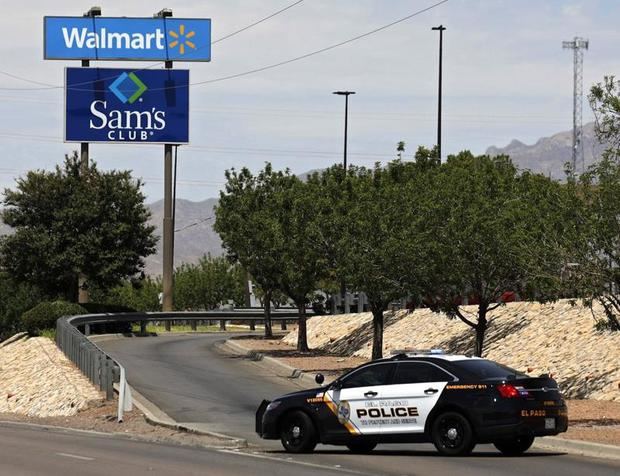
[174,255,246,310]
[0,273,46,339]
[589,75,619,158]
[577,76,620,330]
[0,153,157,301]
[215,165,291,338]
[577,158,620,330]
[273,176,330,351]
[318,153,437,359]
[425,152,571,356]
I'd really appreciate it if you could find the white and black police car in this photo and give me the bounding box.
[256,350,568,456]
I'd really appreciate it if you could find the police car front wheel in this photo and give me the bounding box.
[431,411,476,456]
[493,435,535,456]
[280,410,318,453]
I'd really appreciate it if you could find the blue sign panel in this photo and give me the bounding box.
[45,17,211,61]
[65,68,189,144]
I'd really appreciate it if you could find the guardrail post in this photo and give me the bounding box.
[344,293,351,314]
[250,320,255,331]
[281,319,287,331]
[140,321,146,335]
[105,358,114,400]
[99,353,107,392]
[191,320,197,331]
[84,323,90,336]
[220,319,226,331]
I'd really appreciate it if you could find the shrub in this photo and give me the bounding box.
[21,300,86,335]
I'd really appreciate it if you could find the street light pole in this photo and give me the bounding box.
[332,91,355,171]
[432,25,446,161]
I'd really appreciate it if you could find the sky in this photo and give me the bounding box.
[0,0,617,202]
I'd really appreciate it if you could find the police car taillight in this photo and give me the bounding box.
[496,384,529,398]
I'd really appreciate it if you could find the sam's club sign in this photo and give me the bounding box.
[65,68,189,144]
[45,17,211,61]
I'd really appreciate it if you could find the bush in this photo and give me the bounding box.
[21,300,86,335]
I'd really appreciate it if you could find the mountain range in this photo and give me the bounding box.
[486,122,605,179]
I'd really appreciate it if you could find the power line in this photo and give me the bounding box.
[212,0,304,44]
[175,216,215,233]
[0,0,307,91]
[0,0,450,92]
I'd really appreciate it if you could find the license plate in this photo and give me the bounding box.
[545,418,556,430]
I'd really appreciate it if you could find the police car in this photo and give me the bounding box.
[256,350,568,456]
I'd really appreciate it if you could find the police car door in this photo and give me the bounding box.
[378,361,454,435]
[324,362,394,437]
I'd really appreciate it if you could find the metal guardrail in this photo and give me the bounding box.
[56,309,304,422]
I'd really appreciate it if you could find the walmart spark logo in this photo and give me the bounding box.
[168,24,196,55]
[109,72,147,104]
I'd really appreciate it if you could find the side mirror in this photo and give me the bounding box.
[315,373,325,385]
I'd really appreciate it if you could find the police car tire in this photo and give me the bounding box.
[431,411,476,456]
[280,410,317,453]
[493,435,535,456]
[345,440,377,454]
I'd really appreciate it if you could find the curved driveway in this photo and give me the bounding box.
[99,334,620,476]
[99,333,304,444]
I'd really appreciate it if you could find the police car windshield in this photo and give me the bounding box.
[456,360,528,380]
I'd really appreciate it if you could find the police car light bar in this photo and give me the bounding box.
[390,349,445,356]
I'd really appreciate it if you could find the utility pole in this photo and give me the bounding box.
[562,37,589,175]
[157,8,175,322]
[432,25,446,161]
[332,91,355,171]
[78,5,101,304]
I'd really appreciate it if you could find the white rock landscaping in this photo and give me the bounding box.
[0,336,104,417]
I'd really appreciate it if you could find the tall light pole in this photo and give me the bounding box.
[432,25,446,161]
[332,91,355,171]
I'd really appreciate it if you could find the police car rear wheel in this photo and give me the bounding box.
[431,411,475,456]
[493,435,535,456]
[345,440,377,454]
[280,411,317,453]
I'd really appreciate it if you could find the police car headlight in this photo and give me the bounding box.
[266,401,282,412]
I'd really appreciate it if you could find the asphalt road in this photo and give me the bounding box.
[0,424,350,476]
[99,333,620,476]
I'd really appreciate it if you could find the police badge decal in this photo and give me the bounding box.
[337,401,351,425]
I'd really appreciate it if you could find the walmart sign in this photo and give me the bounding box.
[65,68,189,143]
[45,17,211,61]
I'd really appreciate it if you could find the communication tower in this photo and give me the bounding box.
[562,37,589,174]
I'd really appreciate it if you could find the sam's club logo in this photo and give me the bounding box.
[109,72,147,104]
[89,71,166,141]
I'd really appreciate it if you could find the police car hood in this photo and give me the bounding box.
[278,387,324,401]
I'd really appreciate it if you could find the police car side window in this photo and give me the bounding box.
[393,362,454,384]
[340,364,392,389]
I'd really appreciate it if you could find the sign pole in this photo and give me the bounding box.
[78,6,101,304]
[78,58,90,304]
[160,10,175,320]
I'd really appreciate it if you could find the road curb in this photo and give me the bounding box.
[220,339,319,388]
[125,383,248,448]
[533,435,620,461]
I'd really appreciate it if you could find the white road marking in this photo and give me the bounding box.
[56,452,95,461]
[217,449,369,475]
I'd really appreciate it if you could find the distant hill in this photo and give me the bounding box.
[486,122,605,179]
[145,198,223,275]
